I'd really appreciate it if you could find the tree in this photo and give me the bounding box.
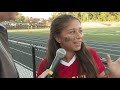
[48,12,120,22]
[16,12,25,22]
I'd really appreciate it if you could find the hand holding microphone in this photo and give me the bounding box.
[46,48,66,78]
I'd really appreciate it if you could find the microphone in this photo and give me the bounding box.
[46,48,66,78]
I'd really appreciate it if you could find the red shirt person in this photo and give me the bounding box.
[37,14,120,78]
[37,48,105,78]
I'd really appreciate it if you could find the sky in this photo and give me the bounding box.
[19,12,54,19]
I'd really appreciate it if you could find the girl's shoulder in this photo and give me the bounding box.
[40,57,47,65]
[87,47,97,54]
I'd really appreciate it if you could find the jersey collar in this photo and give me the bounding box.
[60,55,76,66]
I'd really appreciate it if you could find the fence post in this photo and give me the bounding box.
[32,45,36,78]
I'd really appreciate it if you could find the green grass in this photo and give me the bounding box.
[8,29,50,38]
[83,27,120,43]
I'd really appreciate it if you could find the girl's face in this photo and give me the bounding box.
[55,19,83,52]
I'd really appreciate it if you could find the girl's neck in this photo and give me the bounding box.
[63,51,75,63]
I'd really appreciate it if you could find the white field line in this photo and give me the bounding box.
[87,43,120,49]
[9,37,48,44]
[10,38,47,44]
[85,41,120,47]
[91,47,120,53]
[14,59,33,71]
[97,52,120,57]
[9,36,48,41]
[9,39,46,49]
[10,47,43,60]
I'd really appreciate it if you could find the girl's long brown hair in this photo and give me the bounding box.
[46,14,98,78]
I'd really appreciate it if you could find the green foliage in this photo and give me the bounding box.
[49,12,120,22]
[16,13,26,22]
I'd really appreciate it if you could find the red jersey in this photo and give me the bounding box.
[37,48,105,78]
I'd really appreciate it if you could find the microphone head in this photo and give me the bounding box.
[56,48,66,58]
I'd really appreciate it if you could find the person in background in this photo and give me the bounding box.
[0,12,19,78]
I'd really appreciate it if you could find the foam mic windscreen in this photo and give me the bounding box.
[46,48,66,78]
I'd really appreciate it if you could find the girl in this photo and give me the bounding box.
[37,14,120,78]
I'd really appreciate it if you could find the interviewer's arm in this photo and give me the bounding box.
[38,69,50,78]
